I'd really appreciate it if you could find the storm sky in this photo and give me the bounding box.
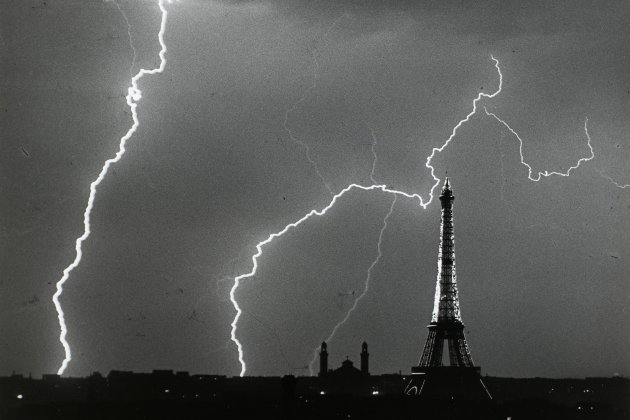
[1,0,629,378]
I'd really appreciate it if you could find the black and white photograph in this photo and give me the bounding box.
[1,0,629,418]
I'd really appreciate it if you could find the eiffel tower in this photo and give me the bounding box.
[405,178,491,399]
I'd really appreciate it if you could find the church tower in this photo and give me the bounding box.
[360,342,369,375]
[319,342,328,377]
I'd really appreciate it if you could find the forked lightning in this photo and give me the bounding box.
[52,0,169,375]
[229,55,596,377]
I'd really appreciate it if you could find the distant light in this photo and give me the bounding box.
[372,390,379,395]
[16,394,23,400]
[578,406,582,410]
[164,389,170,393]
[320,391,325,395]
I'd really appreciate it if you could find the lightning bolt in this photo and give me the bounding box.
[52,0,169,375]
[229,55,599,377]
[307,195,397,375]
[230,56,503,376]
[112,0,137,78]
[367,124,380,184]
[282,15,346,196]
[597,171,630,189]
[484,108,594,180]
[499,132,508,202]
[304,125,388,376]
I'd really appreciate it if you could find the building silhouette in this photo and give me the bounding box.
[2,370,628,419]
[405,178,492,399]
[360,341,369,375]
[317,342,376,396]
[3,181,629,418]
[318,341,369,378]
[318,342,328,377]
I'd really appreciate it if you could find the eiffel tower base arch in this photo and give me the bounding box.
[404,366,492,400]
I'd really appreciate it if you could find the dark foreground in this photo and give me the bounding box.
[1,372,628,420]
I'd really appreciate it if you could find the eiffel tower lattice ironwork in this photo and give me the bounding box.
[418,177,474,368]
[405,178,491,399]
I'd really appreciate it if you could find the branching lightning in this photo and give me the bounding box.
[230,56,503,376]
[307,195,397,375]
[229,184,407,376]
[597,171,630,189]
[304,125,390,376]
[229,55,600,377]
[52,0,169,375]
[484,108,594,180]
[282,15,346,196]
[113,0,138,78]
[367,124,380,184]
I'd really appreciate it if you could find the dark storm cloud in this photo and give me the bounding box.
[1,0,628,378]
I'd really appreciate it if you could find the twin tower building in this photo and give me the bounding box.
[318,341,369,377]
[318,179,491,399]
